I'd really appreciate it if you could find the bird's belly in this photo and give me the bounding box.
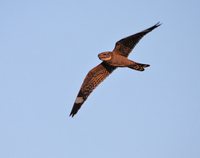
[109,57,133,67]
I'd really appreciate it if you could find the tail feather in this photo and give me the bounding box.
[128,63,150,71]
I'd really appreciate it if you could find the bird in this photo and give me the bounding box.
[69,22,161,117]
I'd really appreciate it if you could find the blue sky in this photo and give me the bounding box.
[0,0,200,158]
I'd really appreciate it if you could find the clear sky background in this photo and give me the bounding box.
[0,0,200,158]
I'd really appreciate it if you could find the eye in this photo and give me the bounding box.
[106,54,110,57]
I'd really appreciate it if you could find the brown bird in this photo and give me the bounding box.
[70,22,161,117]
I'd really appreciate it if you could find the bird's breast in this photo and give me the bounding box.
[107,55,132,67]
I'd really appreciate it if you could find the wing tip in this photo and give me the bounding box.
[155,21,162,27]
[150,22,162,31]
[141,22,161,35]
[69,106,78,118]
[69,112,75,117]
[69,93,86,118]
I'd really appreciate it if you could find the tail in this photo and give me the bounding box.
[128,62,150,71]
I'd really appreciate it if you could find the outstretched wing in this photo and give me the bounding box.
[70,62,116,117]
[113,22,161,57]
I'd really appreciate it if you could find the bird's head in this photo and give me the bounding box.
[98,52,112,61]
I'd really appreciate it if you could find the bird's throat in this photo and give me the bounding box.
[103,56,112,61]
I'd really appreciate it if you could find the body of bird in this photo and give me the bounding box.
[69,22,161,117]
[99,52,133,67]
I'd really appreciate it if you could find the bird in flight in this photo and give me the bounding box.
[70,22,161,117]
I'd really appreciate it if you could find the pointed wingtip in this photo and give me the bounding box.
[155,22,162,27]
[144,22,162,33]
[69,112,75,118]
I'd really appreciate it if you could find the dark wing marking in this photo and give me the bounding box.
[113,22,161,57]
[70,62,116,117]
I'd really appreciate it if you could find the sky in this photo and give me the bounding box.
[0,0,200,158]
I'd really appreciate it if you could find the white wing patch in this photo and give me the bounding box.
[75,97,84,104]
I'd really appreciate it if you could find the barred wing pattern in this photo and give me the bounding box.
[70,62,116,117]
[113,22,161,57]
